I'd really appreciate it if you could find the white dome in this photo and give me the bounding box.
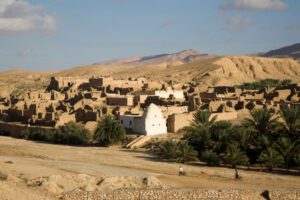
[143,103,163,119]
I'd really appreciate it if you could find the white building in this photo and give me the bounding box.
[119,103,167,135]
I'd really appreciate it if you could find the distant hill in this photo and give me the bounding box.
[262,43,300,61]
[93,49,210,67]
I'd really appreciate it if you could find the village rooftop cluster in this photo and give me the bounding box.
[0,76,299,135]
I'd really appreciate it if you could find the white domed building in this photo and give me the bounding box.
[119,103,167,135]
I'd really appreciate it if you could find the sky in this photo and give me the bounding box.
[0,0,299,71]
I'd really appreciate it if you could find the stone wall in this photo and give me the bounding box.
[63,189,300,200]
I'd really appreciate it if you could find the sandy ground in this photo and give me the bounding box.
[0,136,299,199]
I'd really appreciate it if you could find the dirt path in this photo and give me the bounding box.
[0,136,299,199]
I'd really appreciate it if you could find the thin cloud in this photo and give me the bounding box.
[0,0,57,33]
[220,0,288,11]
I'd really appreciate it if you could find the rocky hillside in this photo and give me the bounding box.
[262,43,300,61]
[205,56,300,86]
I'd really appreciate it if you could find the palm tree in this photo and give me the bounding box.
[242,108,279,136]
[211,121,235,154]
[183,110,217,153]
[158,140,178,159]
[93,115,126,146]
[279,107,300,138]
[256,135,272,151]
[234,128,253,150]
[190,110,217,130]
[221,144,249,178]
[274,137,300,168]
[242,108,280,153]
[258,148,283,171]
[176,141,199,163]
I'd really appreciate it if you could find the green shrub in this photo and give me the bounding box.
[238,79,292,90]
[18,129,31,139]
[221,144,249,168]
[17,123,91,145]
[201,150,220,166]
[26,128,57,142]
[56,121,91,145]
[158,140,178,159]
[258,148,283,171]
[176,141,199,163]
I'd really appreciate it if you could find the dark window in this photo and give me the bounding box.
[121,120,123,124]
[129,120,132,125]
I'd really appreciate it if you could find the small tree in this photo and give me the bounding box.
[258,148,283,171]
[176,141,199,163]
[94,115,126,146]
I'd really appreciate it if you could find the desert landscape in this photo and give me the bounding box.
[1,0,300,200]
[0,136,299,200]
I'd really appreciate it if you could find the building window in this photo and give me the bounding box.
[129,120,132,125]
[121,120,123,124]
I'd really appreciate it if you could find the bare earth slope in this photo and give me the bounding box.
[205,56,300,86]
[0,70,55,97]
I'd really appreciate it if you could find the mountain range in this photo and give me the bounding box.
[262,43,300,61]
